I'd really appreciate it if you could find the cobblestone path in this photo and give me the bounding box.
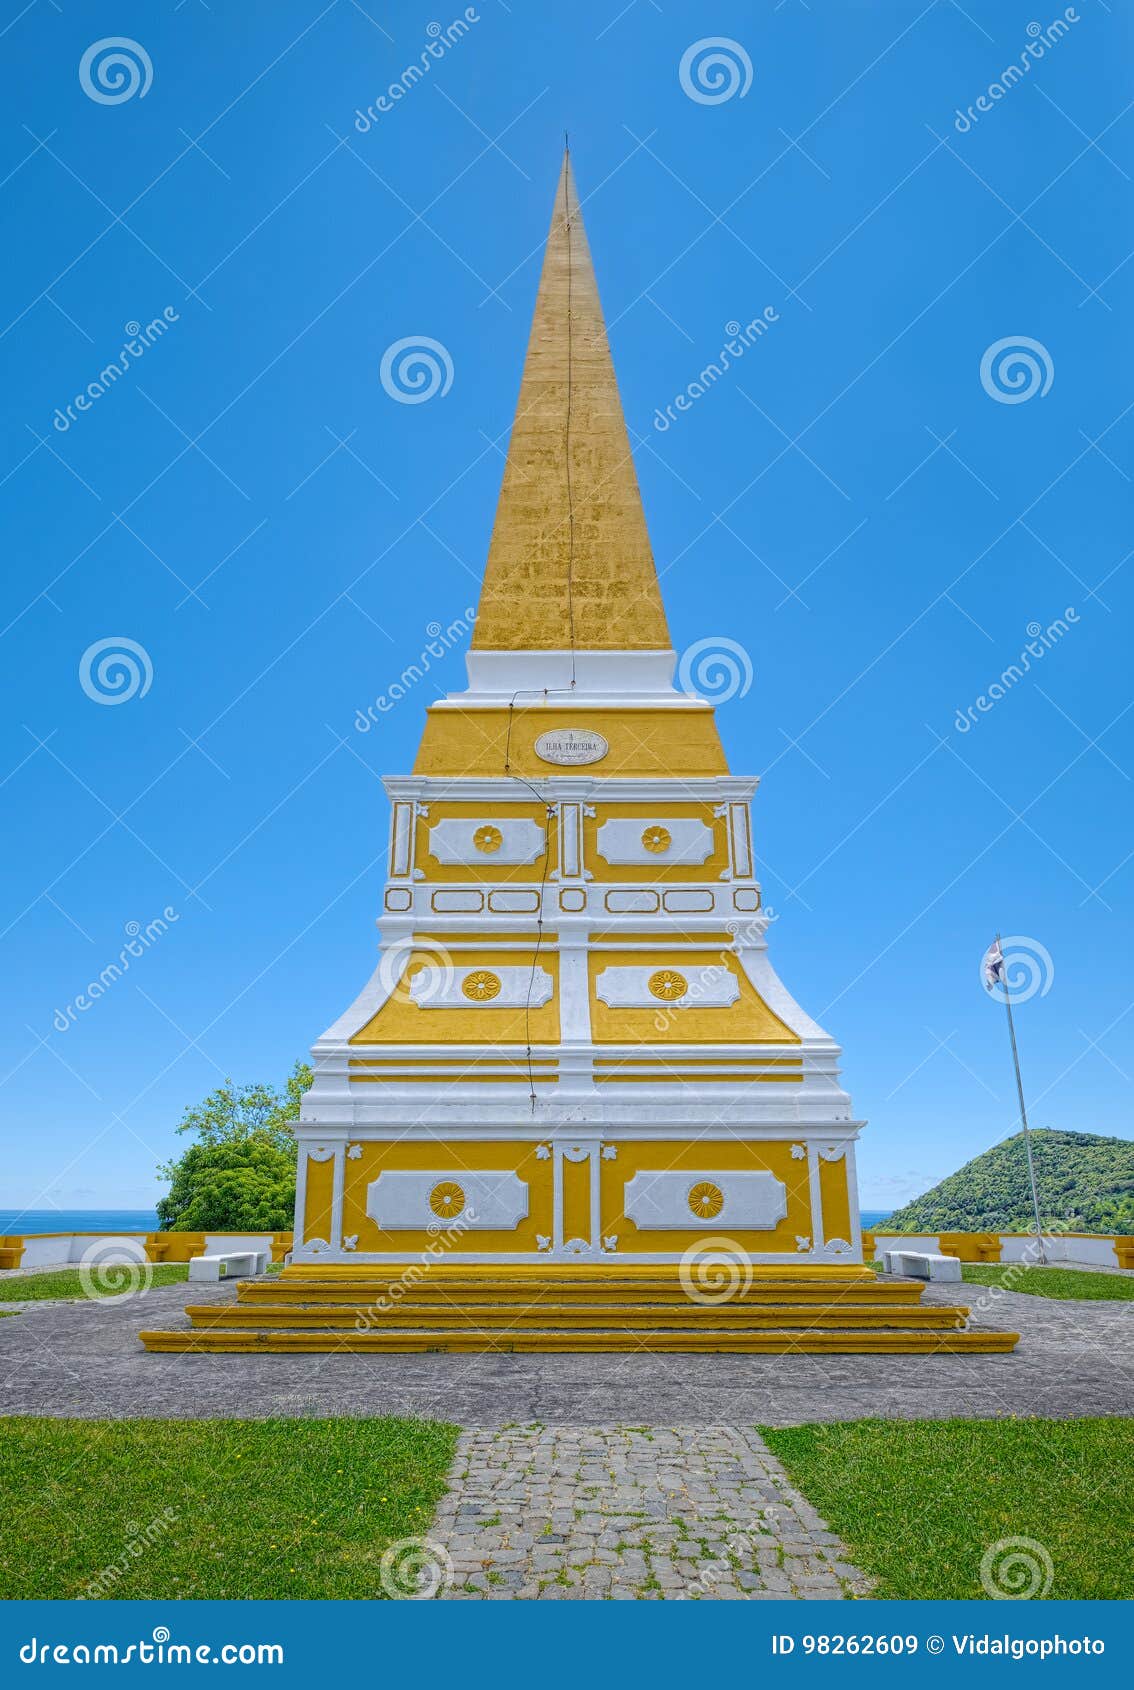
[432,1423,872,1600]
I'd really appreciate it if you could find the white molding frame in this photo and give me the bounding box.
[383,775,760,804]
[595,817,715,866]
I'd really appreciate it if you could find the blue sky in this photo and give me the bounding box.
[2,0,1131,1213]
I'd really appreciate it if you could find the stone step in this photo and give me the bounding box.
[236,1281,925,1307]
[187,1300,965,1331]
[138,1326,1019,1355]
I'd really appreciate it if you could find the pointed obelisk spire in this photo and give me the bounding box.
[471,148,671,654]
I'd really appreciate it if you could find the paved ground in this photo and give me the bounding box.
[2,1275,1132,1423]
[430,1424,871,1600]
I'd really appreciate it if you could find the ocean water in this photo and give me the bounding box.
[2,1207,894,1235]
[0,1210,160,1235]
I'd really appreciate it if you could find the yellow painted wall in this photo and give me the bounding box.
[414,707,728,778]
[302,1156,336,1246]
[817,1155,853,1245]
[561,1155,591,1245]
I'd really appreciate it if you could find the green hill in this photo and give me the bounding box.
[882,1129,1134,1234]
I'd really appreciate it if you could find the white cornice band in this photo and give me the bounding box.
[433,648,710,709]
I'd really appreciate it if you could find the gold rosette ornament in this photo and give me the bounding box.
[648,969,688,1002]
[429,1181,466,1219]
[473,825,503,854]
[641,825,672,854]
[462,969,502,1002]
[687,1180,724,1220]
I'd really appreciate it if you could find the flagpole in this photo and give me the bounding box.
[997,931,1046,1265]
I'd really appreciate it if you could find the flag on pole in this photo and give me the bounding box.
[982,937,1004,991]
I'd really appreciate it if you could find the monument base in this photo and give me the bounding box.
[139,1262,1018,1353]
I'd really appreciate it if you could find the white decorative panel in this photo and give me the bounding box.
[728,803,753,878]
[488,889,541,913]
[384,887,413,912]
[409,965,553,1009]
[663,888,716,913]
[391,803,413,876]
[431,889,483,913]
[560,802,582,877]
[429,818,546,865]
[559,887,587,912]
[604,889,659,914]
[733,888,760,912]
[594,965,739,1009]
[624,1171,787,1231]
[367,1170,528,1231]
[595,818,714,865]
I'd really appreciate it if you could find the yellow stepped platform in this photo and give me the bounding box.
[139,1264,1019,1355]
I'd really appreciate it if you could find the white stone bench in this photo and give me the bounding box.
[187,1250,268,1282]
[882,1249,962,1282]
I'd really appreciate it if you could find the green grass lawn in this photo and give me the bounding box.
[0,1265,190,1303]
[868,1258,1134,1299]
[762,1417,1134,1600]
[0,1417,458,1600]
[961,1264,1134,1300]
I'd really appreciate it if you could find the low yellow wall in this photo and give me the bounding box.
[862,1230,1134,1268]
[0,1232,293,1270]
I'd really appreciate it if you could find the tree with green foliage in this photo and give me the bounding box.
[885,1128,1134,1234]
[156,1061,311,1232]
